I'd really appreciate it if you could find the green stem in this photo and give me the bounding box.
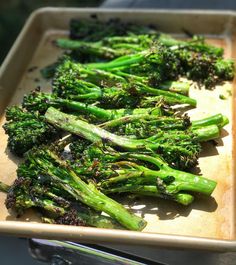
[137,82,196,107]
[87,53,145,70]
[45,190,123,229]
[99,114,160,129]
[113,71,195,105]
[44,108,143,149]
[192,114,224,128]
[60,99,163,121]
[45,108,213,165]
[193,125,220,142]
[219,115,229,128]
[36,150,146,231]
[56,39,123,59]
[133,187,194,206]
[58,99,112,120]
[101,165,216,196]
[46,108,201,157]
[123,153,217,196]
[104,185,194,205]
[0,181,10,193]
[158,81,190,95]
[78,212,123,229]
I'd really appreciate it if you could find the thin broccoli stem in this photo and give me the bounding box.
[103,184,194,205]
[114,70,194,103]
[191,114,226,128]
[157,81,190,95]
[58,99,164,121]
[219,116,229,128]
[114,70,194,104]
[87,52,145,70]
[43,189,123,229]
[35,150,146,231]
[112,43,143,51]
[74,65,126,85]
[0,181,10,193]
[158,34,224,56]
[46,107,175,150]
[100,114,226,138]
[42,214,123,229]
[56,39,124,59]
[114,70,191,96]
[77,212,123,229]
[68,92,102,101]
[57,99,112,120]
[27,92,163,121]
[100,164,216,196]
[132,152,216,194]
[45,108,220,154]
[56,39,102,50]
[192,125,220,142]
[136,82,196,107]
[132,186,194,206]
[99,114,159,129]
[121,153,216,195]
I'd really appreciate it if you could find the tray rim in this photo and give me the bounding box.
[0,7,236,251]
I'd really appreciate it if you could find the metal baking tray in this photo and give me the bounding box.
[0,7,235,251]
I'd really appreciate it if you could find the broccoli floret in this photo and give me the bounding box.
[15,146,146,231]
[173,49,235,88]
[45,107,224,170]
[22,88,175,122]
[3,175,122,229]
[3,106,58,156]
[87,45,181,84]
[99,152,217,197]
[52,58,195,107]
[62,143,216,204]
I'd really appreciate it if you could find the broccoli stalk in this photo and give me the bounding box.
[53,60,195,106]
[86,46,182,87]
[56,39,126,60]
[2,178,122,229]
[101,112,227,130]
[23,89,166,121]
[86,48,173,70]
[190,113,229,129]
[85,45,234,89]
[87,48,234,86]
[107,185,194,206]
[56,34,223,60]
[66,143,195,205]
[100,114,190,131]
[158,34,224,56]
[101,113,228,139]
[17,147,146,231]
[45,107,221,169]
[99,153,216,196]
[67,143,215,204]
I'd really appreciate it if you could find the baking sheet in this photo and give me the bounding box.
[0,8,235,250]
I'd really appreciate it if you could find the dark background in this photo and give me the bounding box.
[0,0,103,63]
